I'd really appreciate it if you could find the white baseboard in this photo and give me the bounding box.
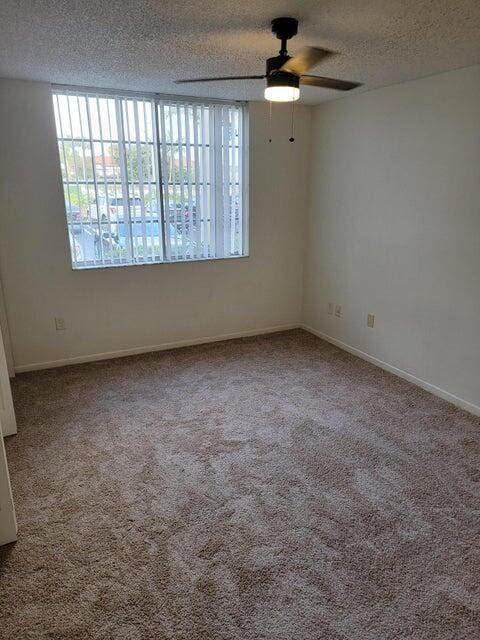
[14,323,301,373]
[301,324,480,418]
[14,323,480,418]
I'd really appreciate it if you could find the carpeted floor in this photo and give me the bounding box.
[0,329,479,639]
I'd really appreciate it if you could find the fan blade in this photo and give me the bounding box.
[280,47,331,76]
[175,75,265,84]
[300,75,362,91]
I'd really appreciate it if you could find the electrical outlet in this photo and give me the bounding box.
[55,317,66,331]
[367,314,375,328]
[327,302,333,315]
[334,304,342,318]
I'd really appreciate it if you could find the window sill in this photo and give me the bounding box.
[71,253,250,271]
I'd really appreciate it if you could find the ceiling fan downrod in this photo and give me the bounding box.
[271,16,298,57]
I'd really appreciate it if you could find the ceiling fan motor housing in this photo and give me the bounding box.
[265,70,300,90]
[266,55,290,75]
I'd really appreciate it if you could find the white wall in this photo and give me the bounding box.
[0,320,16,545]
[0,427,16,545]
[0,276,14,376]
[0,80,311,370]
[0,322,16,436]
[304,64,480,411]
[2,68,479,415]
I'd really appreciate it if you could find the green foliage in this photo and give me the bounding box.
[64,185,88,207]
[111,145,153,181]
[60,141,93,181]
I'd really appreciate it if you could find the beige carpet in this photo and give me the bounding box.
[1,329,479,639]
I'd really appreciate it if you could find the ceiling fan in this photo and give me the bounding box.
[175,17,362,102]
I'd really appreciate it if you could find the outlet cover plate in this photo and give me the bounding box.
[55,317,66,331]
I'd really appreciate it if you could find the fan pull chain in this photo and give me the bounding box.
[268,101,273,143]
[289,99,295,142]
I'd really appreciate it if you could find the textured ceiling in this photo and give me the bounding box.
[1,1,479,104]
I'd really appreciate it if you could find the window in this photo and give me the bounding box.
[52,88,248,269]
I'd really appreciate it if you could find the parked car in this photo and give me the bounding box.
[147,201,197,226]
[64,203,84,235]
[115,219,195,256]
[91,196,144,222]
[172,204,198,237]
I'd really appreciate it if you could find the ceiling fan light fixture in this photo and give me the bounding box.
[264,72,300,102]
[264,85,300,102]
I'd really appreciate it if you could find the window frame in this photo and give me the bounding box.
[52,84,250,270]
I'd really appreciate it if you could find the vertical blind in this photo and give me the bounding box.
[52,87,248,268]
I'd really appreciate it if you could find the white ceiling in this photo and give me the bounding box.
[1,1,479,105]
